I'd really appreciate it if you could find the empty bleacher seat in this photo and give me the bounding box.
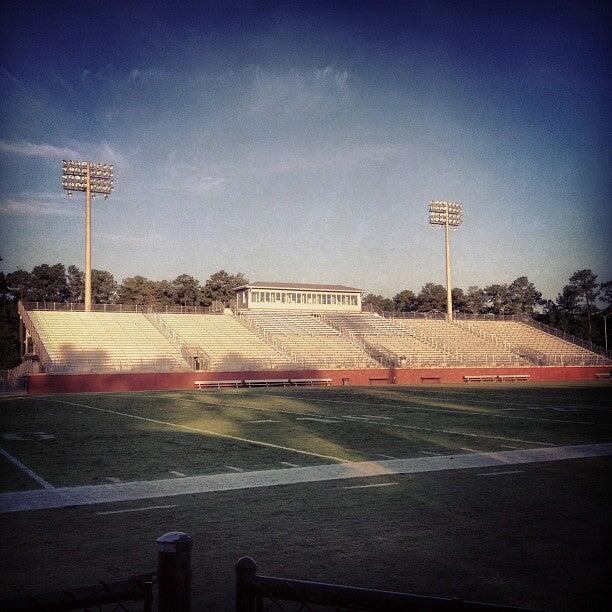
[28,311,190,373]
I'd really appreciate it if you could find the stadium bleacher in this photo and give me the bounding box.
[27,311,190,373]
[239,311,378,368]
[20,303,610,374]
[456,319,609,365]
[158,313,297,371]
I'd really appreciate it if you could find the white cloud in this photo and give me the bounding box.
[219,65,351,115]
[0,139,80,159]
[153,152,226,195]
[0,196,80,217]
[0,139,128,166]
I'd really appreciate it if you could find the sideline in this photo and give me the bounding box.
[1,443,610,514]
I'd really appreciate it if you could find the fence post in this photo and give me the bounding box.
[156,531,192,612]
[236,556,258,612]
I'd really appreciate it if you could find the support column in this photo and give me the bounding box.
[444,203,453,321]
[84,163,92,312]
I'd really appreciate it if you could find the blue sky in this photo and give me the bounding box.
[0,0,609,299]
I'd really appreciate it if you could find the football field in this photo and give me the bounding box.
[1,382,611,610]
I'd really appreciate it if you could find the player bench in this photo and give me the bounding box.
[595,372,611,379]
[244,378,291,388]
[195,380,242,389]
[497,374,531,382]
[289,378,332,387]
[463,375,497,382]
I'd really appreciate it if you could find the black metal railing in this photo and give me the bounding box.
[1,532,192,612]
[235,557,543,612]
[1,572,156,612]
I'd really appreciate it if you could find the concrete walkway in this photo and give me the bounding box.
[1,443,610,514]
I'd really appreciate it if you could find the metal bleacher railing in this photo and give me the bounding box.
[21,302,214,314]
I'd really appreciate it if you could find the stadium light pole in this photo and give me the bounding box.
[428,201,463,321]
[62,160,114,311]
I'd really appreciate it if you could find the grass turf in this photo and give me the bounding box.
[0,383,610,488]
[0,383,610,610]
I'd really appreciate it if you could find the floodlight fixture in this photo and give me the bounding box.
[428,201,464,321]
[61,159,114,311]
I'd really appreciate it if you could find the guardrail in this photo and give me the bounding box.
[21,302,214,314]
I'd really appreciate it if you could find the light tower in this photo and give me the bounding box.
[428,200,463,321]
[62,160,114,311]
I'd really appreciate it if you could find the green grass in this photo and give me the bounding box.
[0,383,610,610]
[0,383,610,488]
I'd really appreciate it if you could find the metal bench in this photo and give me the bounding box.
[289,378,332,387]
[497,374,531,382]
[463,375,497,382]
[195,380,242,389]
[244,379,291,387]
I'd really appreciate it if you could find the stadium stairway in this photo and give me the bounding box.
[238,311,381,369]
[158,313,298,371]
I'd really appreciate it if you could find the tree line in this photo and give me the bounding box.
[362,270,610,347]
[1,265,247,308]
[0,264,609,369]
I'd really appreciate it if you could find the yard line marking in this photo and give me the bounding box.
[225,466,244,472]
[0,447,54,490]
[343,482,398,490]
[268,396,604,426]
[169,471,187,477]
[280,461,300,468]
[105,477,122,483]
[500,445,523,450]
[478,470,524,477]
[248,419,280,424]
[49,399,346,463]
[359,415,393,419]
[191,400,554,446]
[459,447,478,452]
[3,433,24,441]
[296,417,339,423]
[419,451,441,455]
[1,443,610,513]
[376,454,395,459]
[97,504,178,515]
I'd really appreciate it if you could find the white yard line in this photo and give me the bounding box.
[49,399,346,463]
[104,477,122,483]
[263,396,603,426]
[296,417,339,423]
[1,443,610,514]
[478,470,524,477]
[97,504,178,515]
[280,461,300,468]
[169,471,187,477]
[191,399,555,446]
[419,451,441,455]
[0,447,54,490]
[343,482,398,490]
[225,466,244,472]
[248,419,280,424]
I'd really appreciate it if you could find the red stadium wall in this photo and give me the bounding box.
[25,366,611,395]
